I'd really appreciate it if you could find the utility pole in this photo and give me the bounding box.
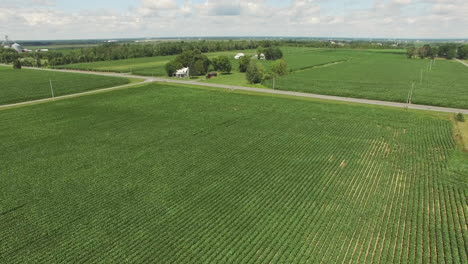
[420,69,423,84]
[49,79,55,98]
[410,82,414,104]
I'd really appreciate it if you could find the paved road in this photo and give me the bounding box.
[1,65,468,114]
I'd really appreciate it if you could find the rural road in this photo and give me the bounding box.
[456,59,468,67]
[1,65,468,114]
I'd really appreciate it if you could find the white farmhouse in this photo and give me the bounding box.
[175,67,189,78]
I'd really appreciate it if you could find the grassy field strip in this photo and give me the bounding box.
[292,59,348,72]
[0,78,151,110]
[0,66,136,105]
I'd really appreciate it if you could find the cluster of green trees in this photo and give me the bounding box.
[38,40,276,66]
[211,56,232,73]
[0,47,23,69]
[258,46,284,60]
[245,59,288,85]
[165,52,236,77]
[406,44,468,59]
[0,47,19,63]
[165,50,211,76]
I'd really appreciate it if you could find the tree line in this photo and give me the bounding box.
[0,40,280,66]
[1,39,408,68]
[406,44,468,59]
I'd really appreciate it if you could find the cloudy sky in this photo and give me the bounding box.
[1,0,467,40]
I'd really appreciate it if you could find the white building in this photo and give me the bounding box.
[11,43,24,53]
[252,53,266,60]
[234,53,245,59]
[175,67,189,78]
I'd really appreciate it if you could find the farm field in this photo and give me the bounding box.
[54,47,338,78]
[0,66,132,105]
[55,55,177,76]
[0,83,466,263]
[53,49,261,76]
[267,50,468,109]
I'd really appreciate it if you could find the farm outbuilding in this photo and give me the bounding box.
[252,53,266,60]
[11,43,24,53]
[175,67,189,78]
[234,53,245,59]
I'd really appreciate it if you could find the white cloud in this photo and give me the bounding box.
[201,0,241,16]
[393,0,412,4]
[0,0,467,40]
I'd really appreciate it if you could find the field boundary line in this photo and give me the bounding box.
[2,65,468,114]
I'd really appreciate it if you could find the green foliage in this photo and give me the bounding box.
[167,49,211,76]
[12,59,22,69]
[264,46,284,60]
[32,40,267,66]
[406,47,416,59]
[238,56,250,73]
[418,44,434,59]
[0,83,465,263]
[192,59,209,76]
[246,60,264,84]
[456,113,465,122]
[446,48,457,59]
[0,66,129,105]
[458,45,468,59]
[165,60,183,76]
[271,59,288,76]
[211,56,232,73]
[0,47,19,64]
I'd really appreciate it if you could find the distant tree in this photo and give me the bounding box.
[437,44,457,59]
[406,47,416,59]
[0,48,19,64]
[419,44,433,59]
[192,60,209,76]
[212,56,232,73]
[36,58,42,67]
[166,49,211,76]
[13,59,22,69]
[456,113,465,122]
[271,59,288,76]
[239,56,250,72]
[431,46,439,58]
[457,45,468,59]
[270,59,288,89]
[446,48,456,59]
[165,61,183,76]
[264,47,283,60]
[246,60,265,84]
